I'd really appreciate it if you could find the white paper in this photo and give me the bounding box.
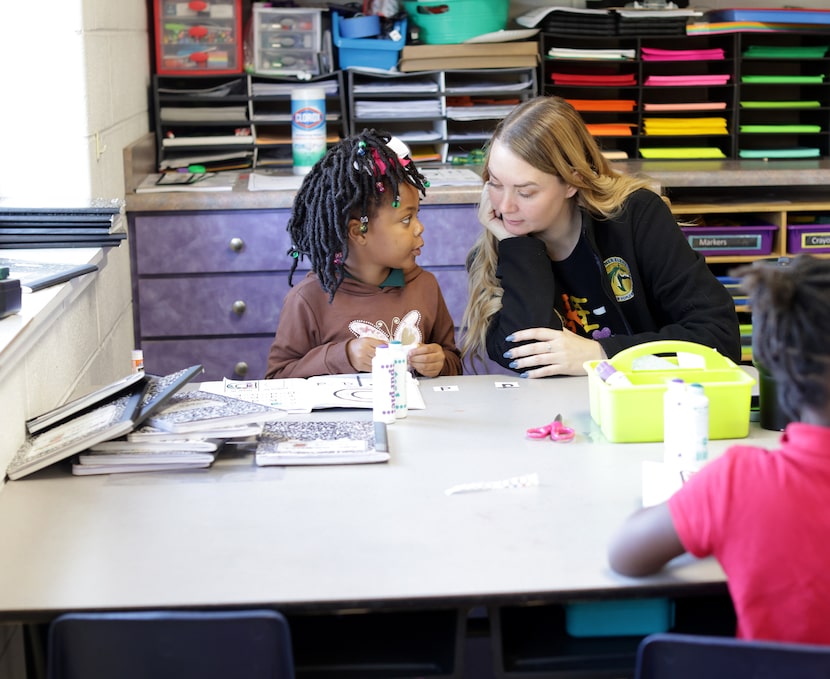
[247,173,305,192]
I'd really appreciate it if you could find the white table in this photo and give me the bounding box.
[0,375,780,622]
[1,374,785,677]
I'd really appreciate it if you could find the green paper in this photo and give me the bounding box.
[739,147,820,159]
[741,75,825,84]
[743,45,828,59]
[740,100,821,108]
[740,125,822,133]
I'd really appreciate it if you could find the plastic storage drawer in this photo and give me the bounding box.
[252,7,322,76]
[154,0,243,74]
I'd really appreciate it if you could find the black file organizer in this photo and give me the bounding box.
[286,607,466,678]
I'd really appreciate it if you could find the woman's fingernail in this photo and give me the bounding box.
[519,372,529,378]
[503,351,513,359]
[505,334,515,342]
[508,361,518,369]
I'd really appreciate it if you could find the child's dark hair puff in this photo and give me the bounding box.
[285,128,428,301]
[737,255,830,420]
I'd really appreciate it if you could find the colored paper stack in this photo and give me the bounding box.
[643,117,728,136]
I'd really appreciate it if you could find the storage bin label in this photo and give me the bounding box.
[799,232,830,249]
[687,233,764,252]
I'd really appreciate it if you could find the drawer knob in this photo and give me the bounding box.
[232,300,247,315]
[234,361,249,377]
[229,237,245,252]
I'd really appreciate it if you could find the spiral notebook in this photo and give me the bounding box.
[255,420,389,466]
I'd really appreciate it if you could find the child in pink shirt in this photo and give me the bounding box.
[608,255,830,644]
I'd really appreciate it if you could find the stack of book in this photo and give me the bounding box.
[7,370,413,479]
[6,365,284,479]
[0,198,127,249]
[197,373,424,466]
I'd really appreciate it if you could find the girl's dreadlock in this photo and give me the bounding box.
[737,255,830,421]
[286,128,429,301]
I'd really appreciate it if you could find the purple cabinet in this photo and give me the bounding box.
[128,204,499,380]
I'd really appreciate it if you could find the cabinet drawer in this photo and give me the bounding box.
[131,211,308,274]
[417,205,479,267]
[138,274,288,336]
[142,336,273,381]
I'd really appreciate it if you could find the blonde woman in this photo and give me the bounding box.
[460,96,740,377]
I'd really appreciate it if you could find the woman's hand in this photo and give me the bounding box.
[477,185,512,241]
[503,327,606,377]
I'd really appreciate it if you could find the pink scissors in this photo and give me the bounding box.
[526,414,576,442]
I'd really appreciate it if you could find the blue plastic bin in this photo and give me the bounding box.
[566,599,674,638]
[332,12,407,70]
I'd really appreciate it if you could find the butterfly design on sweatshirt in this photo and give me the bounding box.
[348,310,422,347]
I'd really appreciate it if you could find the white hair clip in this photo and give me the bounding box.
[386,136,412,160]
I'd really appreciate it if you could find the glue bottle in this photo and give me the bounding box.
[595,360,632,387]
[662,378,686,468]
[291,87,326,175]
[131,349,145,374]
[683,383,709,470]
[388,340,408,419]
[371,345,396,425]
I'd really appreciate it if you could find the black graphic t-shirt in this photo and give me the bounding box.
[552,234,628,340]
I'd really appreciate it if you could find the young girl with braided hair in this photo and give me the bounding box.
[608,254,830,644]
[265,129,462,379]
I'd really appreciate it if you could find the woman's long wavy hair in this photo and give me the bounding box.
[459,96,661,373]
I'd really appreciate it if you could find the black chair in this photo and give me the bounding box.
[47,609,294,679]
[636,632,830,679]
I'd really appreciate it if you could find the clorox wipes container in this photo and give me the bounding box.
[291,87,326,175]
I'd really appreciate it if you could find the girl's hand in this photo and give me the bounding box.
[478,185,512,241]
[347,337,387,373]
[407,343,445,378]
[503,328,605,377]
